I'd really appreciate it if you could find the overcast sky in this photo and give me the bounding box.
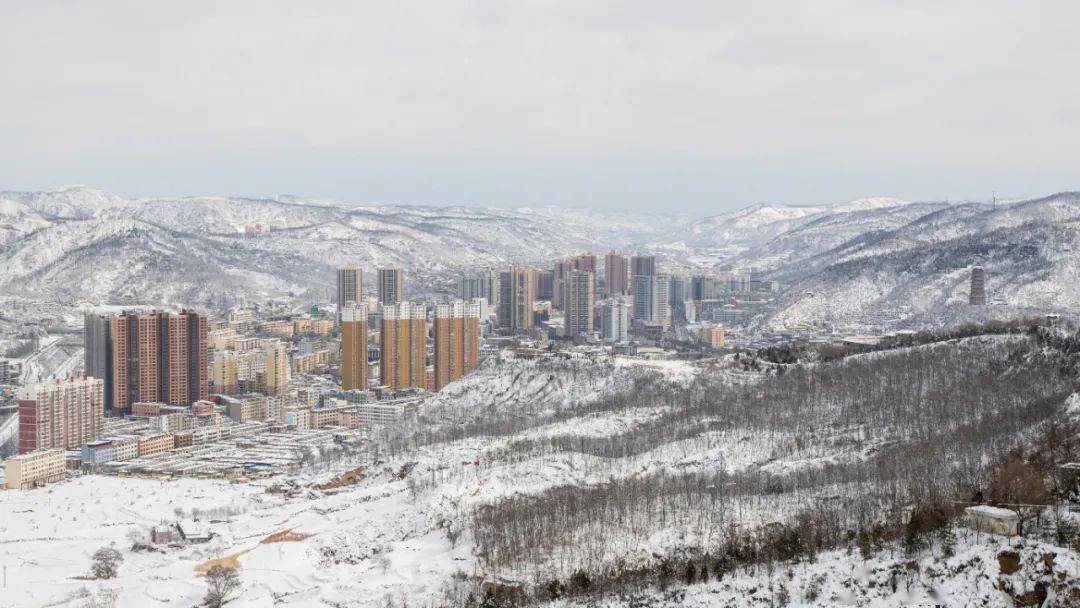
[2,1,1079,212]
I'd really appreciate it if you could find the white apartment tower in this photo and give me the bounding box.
[632,273,671,327]
[601,298,631,343]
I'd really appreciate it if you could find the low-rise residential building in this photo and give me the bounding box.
[699,325,725,349]
[225,394,271,422]
[0,358,23,384]
[81,440,118,465]
[113,436,139,461]
[294,318,334,335]
[137,433,174,457]
[357,399,419,427]
[150,412,193,434]
[261,319,295,337]
[132,402,170,417]
[293,350,331,374]
[4,449,66,489]
[193,425,231,444]
[173,432,194,448]
[283,407,311,430]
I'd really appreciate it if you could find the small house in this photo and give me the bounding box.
[151,525,177,544]
[177,520,213,543]
[965,505,1020,536]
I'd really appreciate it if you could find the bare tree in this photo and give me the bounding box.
[204,565,241,608]
[90,547,123,580]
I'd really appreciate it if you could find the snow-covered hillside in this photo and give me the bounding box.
[1,186,1077,331]
[0,187,671,308]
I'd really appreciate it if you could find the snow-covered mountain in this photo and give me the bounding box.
[1,186,1077,330]
[761,192,1080,330]
[0,187,671,307]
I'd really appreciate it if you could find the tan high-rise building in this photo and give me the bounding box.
[498,267,535,331]
[604,252,629,296]
[340,304,369,392]
[262,340,289,396]
[563,270,595,338]
[434,301,481,391]
[380,302,427,390]
[87,309,208,415]
[336,264,363,323]
[377,268,404,305]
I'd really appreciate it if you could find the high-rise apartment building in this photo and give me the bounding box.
[84,314,114,408]
[377,268,404,305]
[692,275,726,301]
[262,340,289,396]
[632,273,671,327]
[380,302,427,390]
[336,264,363,322]
[630,255,656,278]
[669,274,690,305]
[84,310,209,415]
[604,252,629,296]
[552,260,571,306]
[563,270,595,338]
[574,253,597,273]
[969,266,986,305]
[340,304,369,392]
[498,267,535,331]
[552,255,598,307]
[18,376,105,453]
[535,270,555,301]
[601,298,631,343]
[433,301,481,391]
[457,273,500,306]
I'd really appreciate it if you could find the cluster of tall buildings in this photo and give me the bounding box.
[433,301,481,390]
[337,266,482,394]
[380,302,428,391]
[84,309,210,416]
[469,253,666,341]
[459,253,775,346]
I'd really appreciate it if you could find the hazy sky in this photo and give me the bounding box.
[2,1,1079,212]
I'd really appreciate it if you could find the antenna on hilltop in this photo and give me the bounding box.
[992,191,997,210]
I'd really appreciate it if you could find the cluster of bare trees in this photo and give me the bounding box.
[462,324,1080,602]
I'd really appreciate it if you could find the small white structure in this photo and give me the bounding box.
[965,505,1020,536]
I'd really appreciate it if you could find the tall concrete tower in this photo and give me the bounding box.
[969,266,986,305]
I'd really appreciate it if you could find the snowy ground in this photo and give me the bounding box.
[1,346,1076,607]
[547,528,1080,607]
[0,472,471,608]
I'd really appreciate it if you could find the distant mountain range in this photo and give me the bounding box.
[0,186,1076,330]
[0,186,667,309]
